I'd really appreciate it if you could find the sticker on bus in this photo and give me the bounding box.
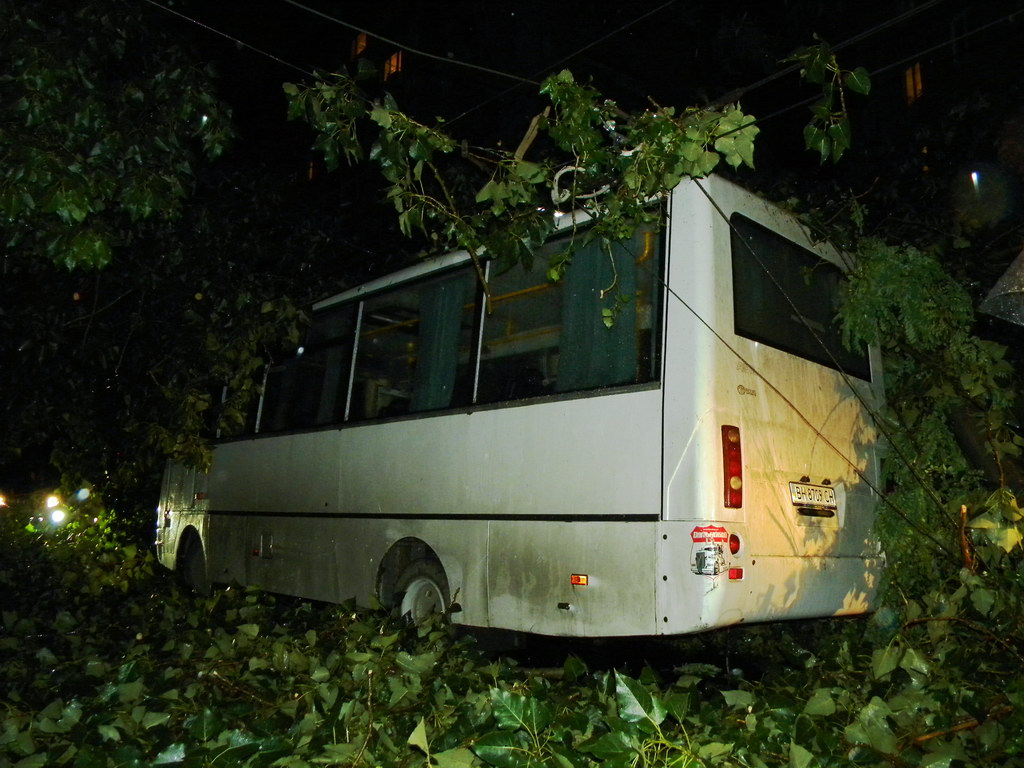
[690,525,728,576]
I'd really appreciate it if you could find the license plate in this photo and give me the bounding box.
[789,482,837,509]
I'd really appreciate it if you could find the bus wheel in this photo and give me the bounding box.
[395,559,449,624]
[179,532,211,596]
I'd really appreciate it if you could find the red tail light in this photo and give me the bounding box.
[722,425,743,508]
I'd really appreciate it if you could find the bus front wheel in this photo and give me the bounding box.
[179,531,211,596]
[395,559,449,624]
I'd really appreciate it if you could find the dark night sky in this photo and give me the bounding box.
[161,1,906,160]
[156,1,1024,183]
[156,0,1024,291]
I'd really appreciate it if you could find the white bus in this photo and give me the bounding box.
[156,175,884,637]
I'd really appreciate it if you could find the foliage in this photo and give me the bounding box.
[284,68,759,285]
[4,495,1024,768]
[1,1,352,524]
[784,39,871,164]
[0,0,232,270]
[829,227,1024,591]
[0,163,320,535]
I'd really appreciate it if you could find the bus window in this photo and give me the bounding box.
[350,269,476,419]
[259,304,357,432]
[730,213,870,380]
[477,226,660,403]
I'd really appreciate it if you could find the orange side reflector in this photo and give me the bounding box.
[728,568,744,580]
[570,573,589,586]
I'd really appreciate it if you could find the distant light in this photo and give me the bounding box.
[200,114,209,127]
[0,495,6,507]
[971,171,980,189]
[75,488,91,502]
[50,509,66,525]
[552,210,566,218]
[296,346,305,357]
[46,495,60,509]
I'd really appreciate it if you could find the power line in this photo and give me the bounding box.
[755,6,1024,127]
[448,0,678,126]
[141,0,317,79]
[279,0,539,86]
[706,0,950,108]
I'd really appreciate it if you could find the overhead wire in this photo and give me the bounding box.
[705,0,950,107]
[279,0,539,86]
[140,0,317,79]
[755,5,1024,128]
[446,0,679,125]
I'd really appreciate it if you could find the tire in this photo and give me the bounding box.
[179,532,211,596]
[394,559,450,624]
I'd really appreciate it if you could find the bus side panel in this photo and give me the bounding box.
[204,387,663,633]
[335,389,662,521]
[486,521,659,636]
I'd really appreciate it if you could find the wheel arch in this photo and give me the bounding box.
[377,536,460,610]
[175,524,204,570]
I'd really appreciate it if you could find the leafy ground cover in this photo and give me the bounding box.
[3,497,1024,768]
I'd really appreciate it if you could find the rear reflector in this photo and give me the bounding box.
[728,568,744,580]
[722,425,743,508]
[729,533,741,555]
[570,574,589,586]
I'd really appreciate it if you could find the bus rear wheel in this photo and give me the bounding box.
[395,559,449,624]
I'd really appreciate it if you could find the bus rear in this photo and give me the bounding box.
[656,177,883,634]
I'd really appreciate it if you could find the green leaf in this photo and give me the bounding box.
[152,743,187,765]
[513,161,545,183]
[698,742,732,759]
[789,742,814,768]
[970,587,996,616]
[141,711,171,729]
[679,140,702,162]
[844,67,871,95]
[828,120,852,162]
[721,689,753,710]
[803,123,831,164]
[396,650,438,675]
[697,150,720,175]
[871,646,900,679]
[899,647,930,675]
[472,731,527,768]
[407,718,429,754]
[803,46,832,84]
[578,730,636,762]
[490,688,553,732]
[615,672,666,728]
[852,697,897,755]
[434,747,479,768]
[369,105,392,128]
[803,688,836,716]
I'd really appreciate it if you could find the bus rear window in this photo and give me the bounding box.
[730,213,870,381]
